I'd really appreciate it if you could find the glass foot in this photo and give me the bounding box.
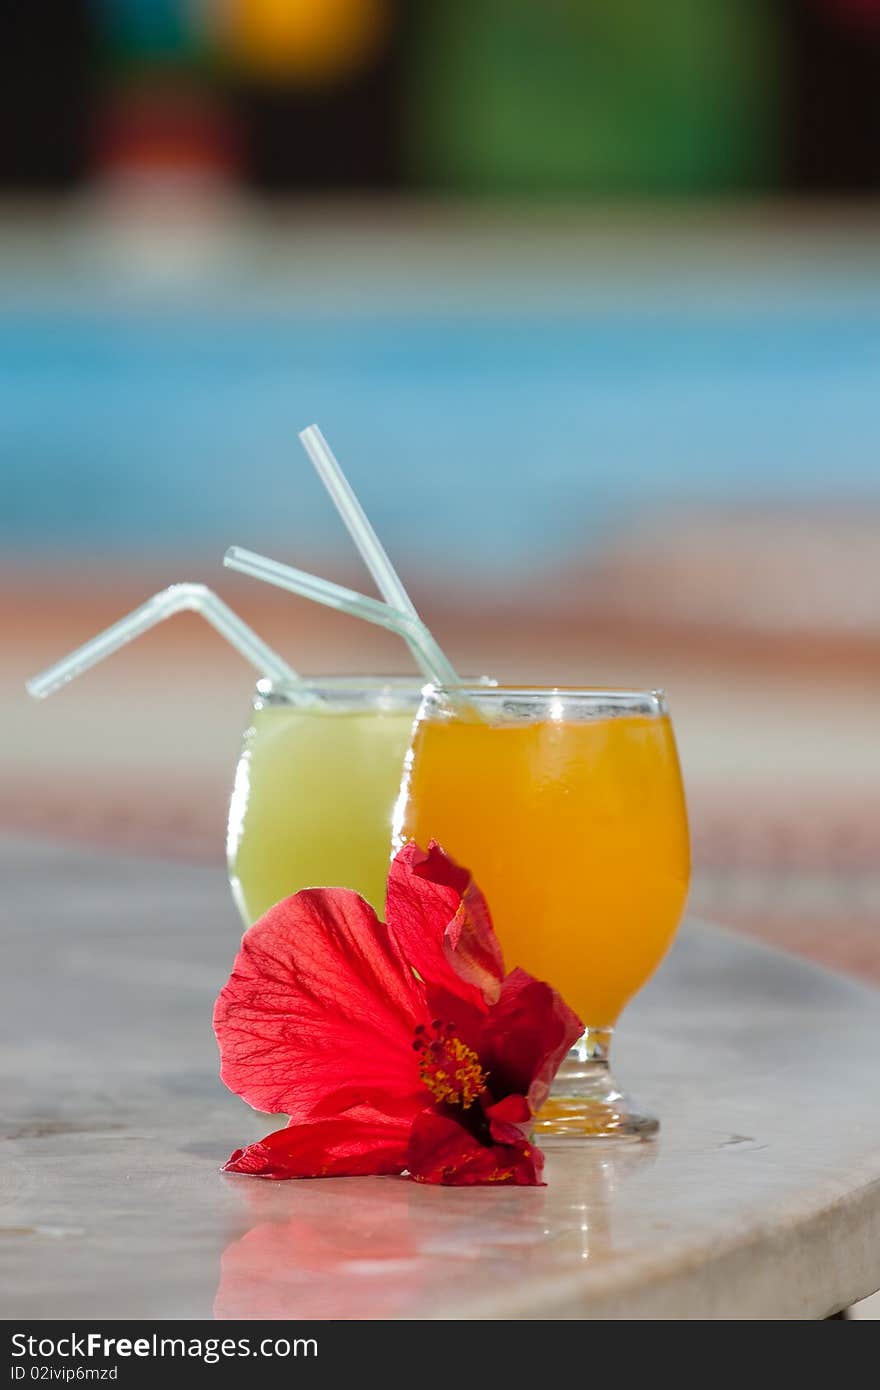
[533,1028,659,1143]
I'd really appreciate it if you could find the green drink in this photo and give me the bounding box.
[227,678,422,925]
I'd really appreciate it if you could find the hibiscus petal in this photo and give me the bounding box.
[213,887,427,1123]
[308,1085,428,1122]
[406,1108,544,1186]
[482,968,583,1115]
[386,841,503,1008]
[223,1114,409,1180]
[484,1093,531,1130]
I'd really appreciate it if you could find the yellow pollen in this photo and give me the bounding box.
[414,1025,487,1109]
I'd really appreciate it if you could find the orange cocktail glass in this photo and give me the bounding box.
[395,686,690,1139]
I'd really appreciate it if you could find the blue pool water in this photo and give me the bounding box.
[3,277,880,576]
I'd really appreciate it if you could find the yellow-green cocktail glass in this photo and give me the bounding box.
[227,677,423,925]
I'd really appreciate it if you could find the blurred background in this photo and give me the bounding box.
[3,0,880,981]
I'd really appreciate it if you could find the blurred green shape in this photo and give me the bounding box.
[95,0,202,61]
[407,0,777,193]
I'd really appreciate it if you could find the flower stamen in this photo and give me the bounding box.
[413,1021,487,1109]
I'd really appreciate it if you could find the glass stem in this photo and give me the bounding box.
[540,1027,659,1139]
[548,1028,615,1099]
[571,1027,613,1067]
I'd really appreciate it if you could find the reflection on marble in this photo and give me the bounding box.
[4,837,880,1320]
[214,1148,657,1319]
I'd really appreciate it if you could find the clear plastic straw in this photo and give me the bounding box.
[224,546,461,687]
[26,583,302,700]
[299,425,420,621]
[298,425,464,694]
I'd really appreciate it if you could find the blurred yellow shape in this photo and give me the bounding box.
[219,0,389,84]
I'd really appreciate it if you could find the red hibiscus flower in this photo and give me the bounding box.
[213,841,582,1186]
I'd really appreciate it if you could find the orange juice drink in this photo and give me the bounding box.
[395,686,690,1139]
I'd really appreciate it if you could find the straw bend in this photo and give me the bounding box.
[297,425,464,689]
[223,546,461,688]
[26,582,299,700]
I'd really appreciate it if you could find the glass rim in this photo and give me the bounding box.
[254,674,496,709]
[254,674,427,708]
[421,685,669,715]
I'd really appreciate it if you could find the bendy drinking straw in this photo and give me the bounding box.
[298,424,462,689]
[26,582,301,700]
[299,425,419,621]
[223,546,459,687]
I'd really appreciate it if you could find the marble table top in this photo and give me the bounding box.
[3,834,880,1321]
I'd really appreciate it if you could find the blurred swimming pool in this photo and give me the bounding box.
[3,221,879,579]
